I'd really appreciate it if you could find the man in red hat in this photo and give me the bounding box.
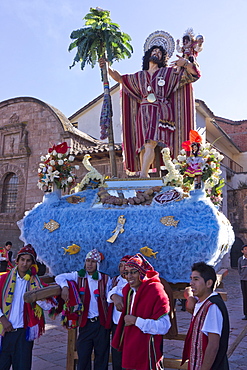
[112,253,171,370]
[107,255,132,370]
[0,244,51,370]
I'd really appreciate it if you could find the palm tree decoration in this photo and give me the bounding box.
[69,7,133,177]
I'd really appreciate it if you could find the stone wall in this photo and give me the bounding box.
[216,117,247,152]
[0,97,118,256]
[228,188,247,244]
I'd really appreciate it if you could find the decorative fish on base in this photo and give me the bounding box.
[160,216,179,227]
[43,219,60,232]
[140,246,158,258]
[62,244,81,255]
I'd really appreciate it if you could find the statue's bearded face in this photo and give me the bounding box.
[149,48,162,63]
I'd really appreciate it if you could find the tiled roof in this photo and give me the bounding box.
[69,138,122,156]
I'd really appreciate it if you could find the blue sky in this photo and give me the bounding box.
[1,0,246,121]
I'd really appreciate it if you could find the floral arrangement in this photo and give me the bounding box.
[163,143,225,206]
[37,142,79,192]
[161,148,184,187]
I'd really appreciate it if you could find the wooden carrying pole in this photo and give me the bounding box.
[23,284,61,303]
[101,60,117,178]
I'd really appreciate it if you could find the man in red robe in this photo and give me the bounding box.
[100,31,200,177]
[112,253,170,370]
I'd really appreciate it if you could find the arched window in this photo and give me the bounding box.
[1,173,19,213]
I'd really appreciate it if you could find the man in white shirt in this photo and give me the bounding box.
[182,261,229,370]
[107,255,131,370]
[0,244,50,370]
[55,248,111,370]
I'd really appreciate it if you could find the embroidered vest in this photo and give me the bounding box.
[182,299,212,370]
[182,294,230,370]
[78,273,110,328]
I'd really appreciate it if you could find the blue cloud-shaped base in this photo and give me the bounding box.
[18,187,234,283]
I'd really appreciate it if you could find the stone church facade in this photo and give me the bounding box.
[0,97,123,253]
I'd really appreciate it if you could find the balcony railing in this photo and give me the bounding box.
[210,144,243,173]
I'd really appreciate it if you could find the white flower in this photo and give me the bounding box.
[50,160,55,166]
[177,155,186,162]
[210,148,216,155]
[39,163,45,168]
[58,160,64,165]
[204,182,211,190]
[68,155,75,162]
[37,182,44,189]
[180,149,186,155]
[48,171,60,182]
[215,169,222,175]
[57,153,63,158]
[204,143,211,150]
[75,165,80,170]
[52,150,57,156]
[211,176,219,185]
[38,168,42,173]
[47,166,54,173]
[68,177,73,183]
[172,159,178,164]
[202,150,209,157]
[210,162,216,169]
[40,155,46,161]
[218,154,224,161]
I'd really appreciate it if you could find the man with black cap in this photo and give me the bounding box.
[55,248,112,370]
[112,253,171,370]
[0,244,50,370]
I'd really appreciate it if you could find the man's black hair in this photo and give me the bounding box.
[192,261,217,291]
[5,241,12,246]
[142,45,168,70]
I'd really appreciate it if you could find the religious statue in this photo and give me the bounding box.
[100,30,201,178]
[176,28,204,64]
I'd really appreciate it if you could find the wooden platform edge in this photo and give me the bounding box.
[173,290,227,301]
[163,358,188,369]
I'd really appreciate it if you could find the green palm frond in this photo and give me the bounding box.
[68,7,133,70]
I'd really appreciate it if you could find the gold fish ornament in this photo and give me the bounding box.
[140,246,158,258]
[43,219,60,232]
[160,216,179,227]
[62,244,81,255]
